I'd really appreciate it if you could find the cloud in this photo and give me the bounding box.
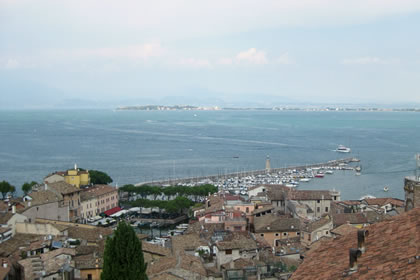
[236,48,268,64]
[341,57,400,65]
[276,52,295,65]
[177,58,212,69]
[216,58,234,65]
[4,0,420,41]
[4,58,20,69]
[50,43,165,61]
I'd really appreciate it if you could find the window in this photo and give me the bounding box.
[275,233,279,237]
[325,207,329,212]
[334,196,337,200]
[246,207,249,213]
[88,274,92,280]
[317,207,320,213]
[226,249,232,255]
[283,232,287,236]
[326,231,329,235]
[297,232,300,236]
[317,200,320,203]
[260,233,264,237]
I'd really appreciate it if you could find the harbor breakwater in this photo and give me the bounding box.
[135,157,360,186]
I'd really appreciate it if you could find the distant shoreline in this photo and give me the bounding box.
[116,105,420,112]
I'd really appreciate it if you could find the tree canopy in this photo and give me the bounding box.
[130,196,195,214]
[89,170,113,185]
[0,181,15,199]
[119,184,217,202]
[22,181,38,195]
[101,221,148,280]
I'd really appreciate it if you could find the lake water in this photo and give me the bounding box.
[1,109,419,200]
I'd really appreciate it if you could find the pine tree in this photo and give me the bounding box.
[101,221,148,280]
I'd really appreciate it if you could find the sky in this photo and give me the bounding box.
[1,0,420,108]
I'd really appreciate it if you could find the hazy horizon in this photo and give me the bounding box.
[1,0,420,109]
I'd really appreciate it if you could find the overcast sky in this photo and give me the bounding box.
[1,0,420,108]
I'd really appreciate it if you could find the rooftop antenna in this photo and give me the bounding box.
[415,153,420,181]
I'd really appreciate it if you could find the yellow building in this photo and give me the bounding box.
[64,164,90,188]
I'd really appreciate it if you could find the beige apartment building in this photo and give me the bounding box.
[80,185,119,217]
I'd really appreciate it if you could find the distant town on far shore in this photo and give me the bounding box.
[116,105,420,112]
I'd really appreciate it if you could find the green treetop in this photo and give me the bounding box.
[0,181,14,199]
[22,181,38,195]
[89,170,113,185]
[101,221,148,280]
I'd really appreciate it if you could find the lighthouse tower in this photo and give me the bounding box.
[265,155,271,173]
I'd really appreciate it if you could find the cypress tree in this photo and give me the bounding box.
[101,221,148,280]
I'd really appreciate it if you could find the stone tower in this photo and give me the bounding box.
[265,155,271,173]
[404,176,420,211]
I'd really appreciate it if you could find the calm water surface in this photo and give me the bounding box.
[1,109,419,200]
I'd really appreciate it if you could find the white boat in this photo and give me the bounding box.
[299,178,310,182]
[336,145,351,153]
[325,170,334,175]
[360,195,376,200]
[383,186,389,192]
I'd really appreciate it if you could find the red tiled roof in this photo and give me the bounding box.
[103,207,122,216]
[363,198,404,207]
[291,208,420,280]
[288,190,332,200]
[332,213,368,227]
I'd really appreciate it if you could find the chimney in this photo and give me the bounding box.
[2,260,7,268]
[12,205,16,214]
[44,183,48,191]
[28,201,31,207]
[349,248,362,273]
[357,229,369,253]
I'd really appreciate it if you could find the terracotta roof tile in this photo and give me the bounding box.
[0,258,11,279]
[216,233,257,251]
[254,214,300,233]
[302,216,331,233]
[330,224,359,236]
[252,205,274,215]
[363,197,404,207]
[288,190,332,200]
[291,208,420,280]
[83,185,117,197]
[28,190,63,206]
[142,242,171,257]
[332,213,368,227]
[171,233,206,253]
[47,181,80,195]
[0,213,13,225]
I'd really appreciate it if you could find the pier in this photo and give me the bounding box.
[135,157,360,186]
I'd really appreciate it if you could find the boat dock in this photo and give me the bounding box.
[135,157,359,186]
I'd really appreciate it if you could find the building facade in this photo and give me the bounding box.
[404,176,420,211]
[81,185,119,215]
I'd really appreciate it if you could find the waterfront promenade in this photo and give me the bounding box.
[135,157,359,186]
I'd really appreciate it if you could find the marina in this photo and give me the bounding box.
[135,157,360,194]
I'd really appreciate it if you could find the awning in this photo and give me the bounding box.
[104,206,122,216]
